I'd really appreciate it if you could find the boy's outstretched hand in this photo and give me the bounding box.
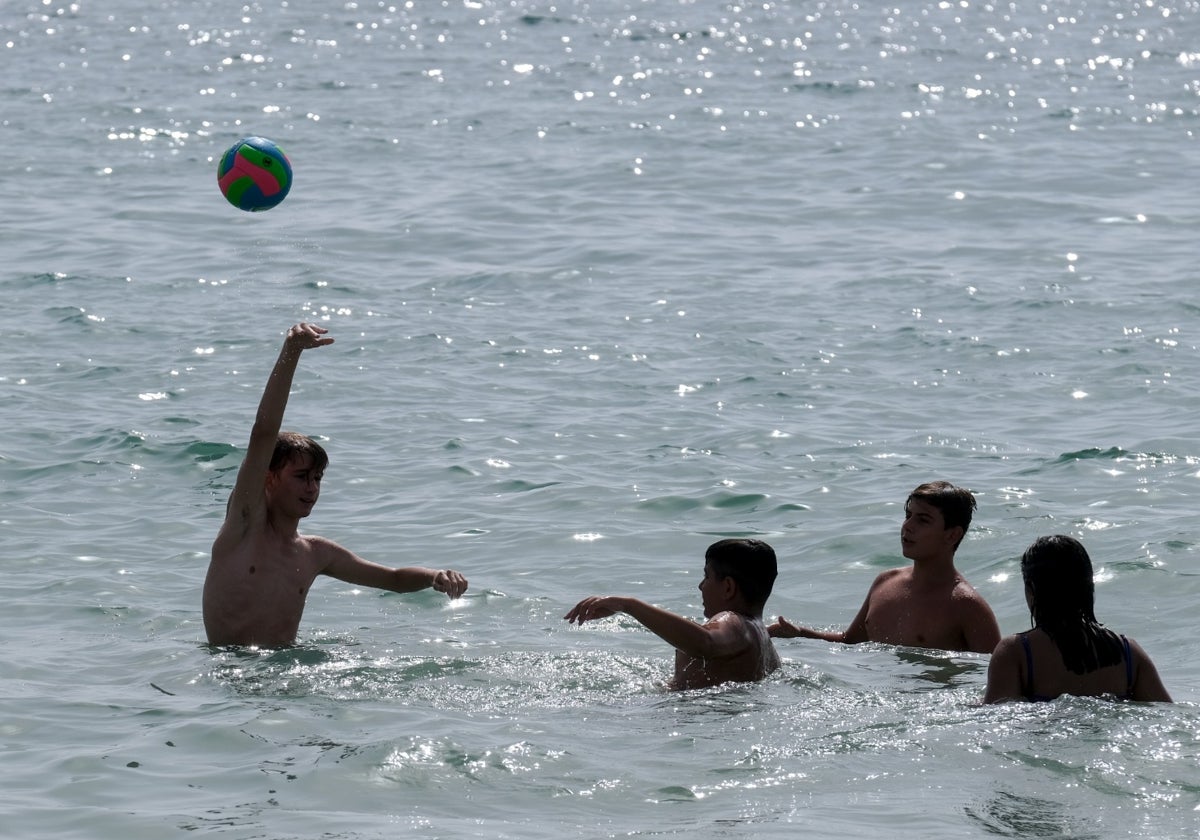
[563,596,623,624]
[767,616,803,638]
[432,569,469,599]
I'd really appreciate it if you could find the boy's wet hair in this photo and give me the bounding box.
[270,431,329,474]
[907,481,976,548]
[1021,534,1124,674]
[705,538,778,609]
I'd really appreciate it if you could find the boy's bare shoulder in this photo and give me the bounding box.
[301,533,354,560]
[949,575,990,604]
[705,609,754,636]
[866,566,912,594]
[871,566,909,584]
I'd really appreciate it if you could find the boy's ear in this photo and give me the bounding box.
[943,525,964,548]
[722,575,738,600]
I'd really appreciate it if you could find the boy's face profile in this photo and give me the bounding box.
[698,561,733,618]
[900,497,960,560]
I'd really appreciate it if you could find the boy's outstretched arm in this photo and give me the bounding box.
[564,596,748,660]
[317,538,469,598]
[768,592,871,644]
[768,616,845,643]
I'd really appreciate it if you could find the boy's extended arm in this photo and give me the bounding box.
[318,538,468,598]
[768,617,846,643]
[768,592,871,644]
[221,323,334,536]
[564,596,749,660]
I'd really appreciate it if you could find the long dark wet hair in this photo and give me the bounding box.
[1021,535,1124,674]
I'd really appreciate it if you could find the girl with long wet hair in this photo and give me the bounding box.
[983,535,1171,703]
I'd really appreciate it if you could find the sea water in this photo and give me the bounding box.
[3,0,1200,836]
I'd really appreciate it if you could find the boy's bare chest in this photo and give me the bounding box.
[232,532,323,591]
[866,581,963,648]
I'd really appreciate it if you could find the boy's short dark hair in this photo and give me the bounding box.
[907,481,976,547]
[270,431,329,473]
[705,538,778,609]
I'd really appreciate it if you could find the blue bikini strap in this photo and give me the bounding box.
[1121,635,1133,697]
[1020,633,1035,700]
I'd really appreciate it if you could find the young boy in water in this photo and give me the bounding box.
[769,481,1000,654]
[564,538,781,690]
[203,323,468,647]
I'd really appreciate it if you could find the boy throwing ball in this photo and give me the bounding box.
[203,323,467,647]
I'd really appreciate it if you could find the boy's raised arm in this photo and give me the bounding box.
[221,323,334,534]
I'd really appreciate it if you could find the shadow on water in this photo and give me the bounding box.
[894,647,988,690]
[964,790,1101,839]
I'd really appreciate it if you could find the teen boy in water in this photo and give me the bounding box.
[564,538,781,690]
[769,481,1000,654]
[203,323,468,647]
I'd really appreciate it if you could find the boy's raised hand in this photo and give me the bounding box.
[286,322,335,351]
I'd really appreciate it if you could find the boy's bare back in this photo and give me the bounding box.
[671,611,780,690]
[565,539,781,691]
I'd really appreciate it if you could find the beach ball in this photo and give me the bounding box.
[216,136,292,212]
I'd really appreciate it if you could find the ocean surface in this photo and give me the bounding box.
[4,0,1200,836]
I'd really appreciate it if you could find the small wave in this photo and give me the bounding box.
[637,491,771,514]
[1056,447,1184,465]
